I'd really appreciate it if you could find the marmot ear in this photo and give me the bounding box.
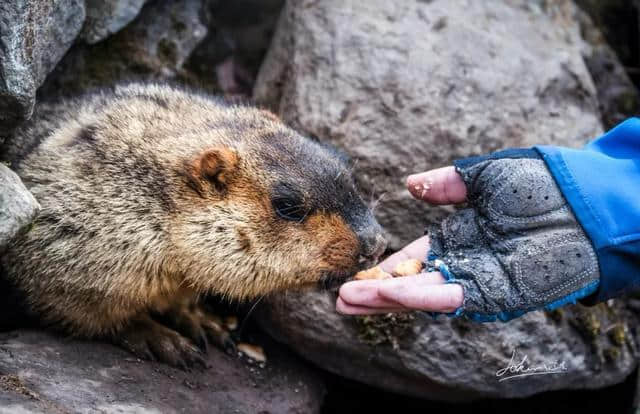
[187,148,239,196]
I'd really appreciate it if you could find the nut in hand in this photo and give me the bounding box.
[354,266,392,280]
[392,259,424,277]
[354,259,424,280]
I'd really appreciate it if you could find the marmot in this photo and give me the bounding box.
[1,83,386,367]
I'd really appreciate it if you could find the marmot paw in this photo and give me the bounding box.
[155,303,236,355]
[116,315,207,370]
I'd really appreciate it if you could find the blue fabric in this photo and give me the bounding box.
[454,148,541,169]
[536,118,640,303]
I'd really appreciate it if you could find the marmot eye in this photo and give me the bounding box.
[272,197,308,222]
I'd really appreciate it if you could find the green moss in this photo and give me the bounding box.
[617,91,639,114]
[356,313,416,350]
[608,323,626,346]
[569,307,601,341]
[546,308,564,324]
[603,347,621,362]
[563,302,631,367]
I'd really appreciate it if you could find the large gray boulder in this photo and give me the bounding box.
[186,0,285,96]
[254,0,604,251]
[0,330,325,413]
[258,290,637,401]
[39,0,209,99]
[252,0,637,401]
[574,5,640,128]
[40,0,285,100]
[80,0,148,44]
[0,165,39,252]
[0,0,85,130]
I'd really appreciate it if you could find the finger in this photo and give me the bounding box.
[336,297,407,315]
[378,282,463,313]
[379,235,430,273]
[407,166,467,205]
[339,273,446,308]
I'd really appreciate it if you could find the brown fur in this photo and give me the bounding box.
[1,83,384,362]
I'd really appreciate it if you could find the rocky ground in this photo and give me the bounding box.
[0,329,324,414]
[1,0,640,413]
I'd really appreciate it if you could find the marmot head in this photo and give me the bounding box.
[170,105,386,300]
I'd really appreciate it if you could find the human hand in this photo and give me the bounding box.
[337,150,600,321]
[336,166,466,315]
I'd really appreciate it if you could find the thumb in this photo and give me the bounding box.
[407,166,467,205]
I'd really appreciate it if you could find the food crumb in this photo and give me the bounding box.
[354,266,392,280]
[392,259,424,277]
[224,316,238,331]
[238,343,267,363]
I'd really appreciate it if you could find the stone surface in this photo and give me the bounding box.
[575,5,640,128]
[81,0,148,44]
[0,165,39,252]
[574,0,639,68]
[0,330,325,413]
[36,0,285,101]
[253,0,640,400]
[39,0,209,99]
[0,0,85,129]
[258,289,638,401]
[254,0,604,251]
[186,0,285,96]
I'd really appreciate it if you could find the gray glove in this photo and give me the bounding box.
[426,150,600,322]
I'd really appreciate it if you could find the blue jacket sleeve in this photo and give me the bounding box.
[535,118,640,303]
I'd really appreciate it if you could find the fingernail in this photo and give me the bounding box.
[407,173,419,184]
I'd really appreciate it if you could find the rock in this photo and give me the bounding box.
[38,0,209,99]
[258,290,638,401]
[0,165,39,252]
[81,0,148,44]
[254,0,604,251]
[252,2,639,399]
[186,0,285,96]
[574,0,639,67]
[0,330,325,413]
[0,0,85,129]
[575,5,640,128]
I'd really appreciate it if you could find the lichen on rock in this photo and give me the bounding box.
[356,313,417,350]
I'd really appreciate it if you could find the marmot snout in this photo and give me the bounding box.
[1,83,386,366]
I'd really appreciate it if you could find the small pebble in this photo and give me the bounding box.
[238,343,267,363]
[224,316,238,331]
[392,258,424,277]
[354,265,392,280]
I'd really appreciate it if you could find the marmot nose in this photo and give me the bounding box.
[359,233,387,264]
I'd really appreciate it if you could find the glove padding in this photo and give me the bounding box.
[427,154,600,322]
